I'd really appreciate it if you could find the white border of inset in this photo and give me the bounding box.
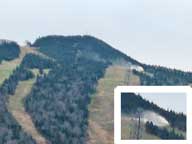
[114,86,192,144]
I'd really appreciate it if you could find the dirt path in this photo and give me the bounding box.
[88,65,140,144]
[8,78,48,144]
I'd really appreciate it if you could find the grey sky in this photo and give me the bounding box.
[140,93,186,114]
[0,0,191,71]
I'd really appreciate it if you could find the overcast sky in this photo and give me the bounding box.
[0,0,191,71]
[140,93,186,114]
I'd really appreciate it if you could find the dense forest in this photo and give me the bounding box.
[121,93,186,132]
[21,53,55,69]
[145,121,184,139]
[133,64,192,85]
[24,36,113,144]
[0,40,20,63]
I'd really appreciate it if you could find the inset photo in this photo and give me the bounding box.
[114,86,192,144]
[121,92,186,140]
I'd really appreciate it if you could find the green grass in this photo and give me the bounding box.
[8,78,35,112]
[0,59,19,85]
[88,65,140,144]
[121,115,160,140]
[0,68,14,85]
[8,68,50,113]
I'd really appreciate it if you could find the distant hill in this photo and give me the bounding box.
[0,40,20,63]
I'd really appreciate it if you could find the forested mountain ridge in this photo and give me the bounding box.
[33,35,192,86]
[0,35,191,144]
[33,35,141,66]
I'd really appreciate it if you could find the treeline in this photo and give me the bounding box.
[24,37,110,144]
[0,40,20,63]
[133,64,192,85]
[121,93,186,131]
[0,65,35,143]
[145,121,185,139]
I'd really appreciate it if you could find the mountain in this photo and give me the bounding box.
[0,35,191,144]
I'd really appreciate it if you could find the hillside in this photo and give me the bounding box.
[0,42,53,143]
[25,36,192,143]
[8,69,49,144]
[0,57,36,143]
[88,65,140,144]
[121,114,160,140]
[0,35,191,144]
